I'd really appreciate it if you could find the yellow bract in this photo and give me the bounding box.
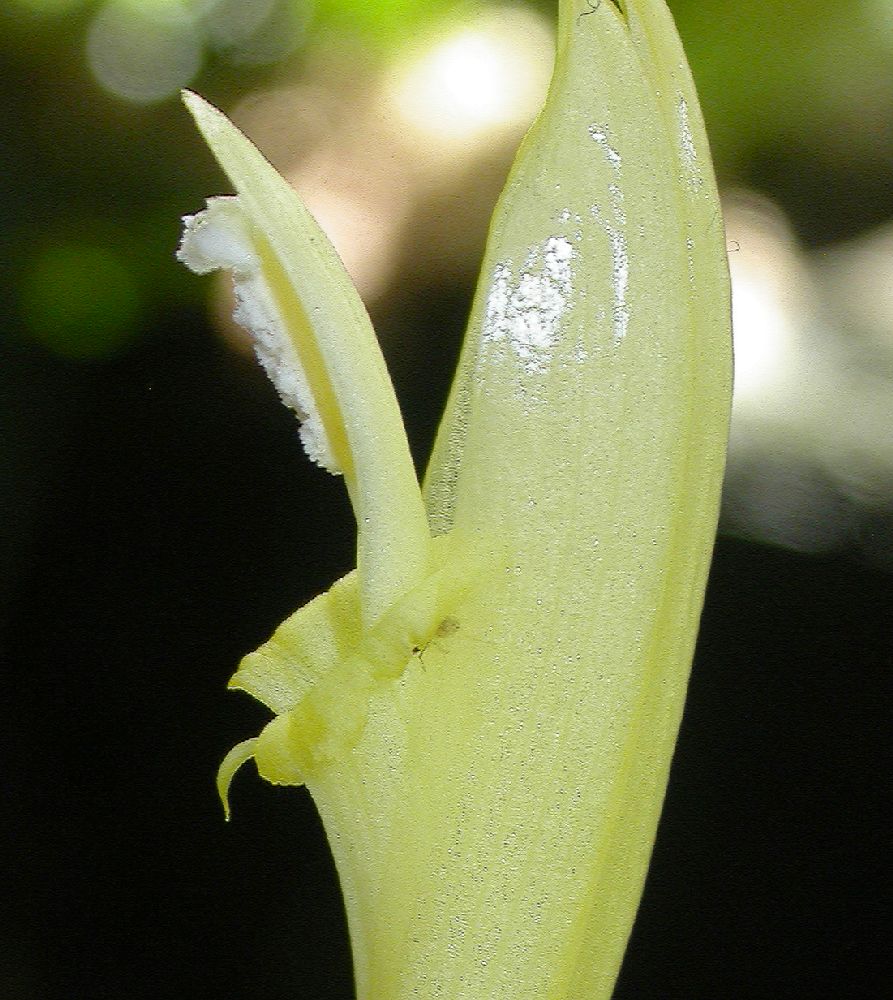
[179,1,731,997]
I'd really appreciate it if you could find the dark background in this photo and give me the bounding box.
[1,1,890,997]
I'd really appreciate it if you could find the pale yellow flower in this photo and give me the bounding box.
[177,2,731,997]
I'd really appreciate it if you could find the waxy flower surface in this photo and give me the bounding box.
[177,2,731,997]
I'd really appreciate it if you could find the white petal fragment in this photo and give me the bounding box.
[177,196,340,473]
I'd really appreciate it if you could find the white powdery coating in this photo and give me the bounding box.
[588,124,622,169]
[177,196,339,473]
[677,96,702,192]
[587,125,630,343]
[607,226,630,343]
[589,198,629,344]
[483,236,575,373]
[605,184,629,343]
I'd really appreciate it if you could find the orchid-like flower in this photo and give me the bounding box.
[177,1,731,997]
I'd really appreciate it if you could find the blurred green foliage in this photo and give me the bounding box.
[1,0,890,594]
[2,0,890,360]
[20,241,141,359]
[313,0,460,41]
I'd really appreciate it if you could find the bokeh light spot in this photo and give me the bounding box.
[388,6,554,144]
[203,0,310,66]
[730,265,796,403]
[19,241,142,359]
[203,0,276,49]
[87,0,202,104]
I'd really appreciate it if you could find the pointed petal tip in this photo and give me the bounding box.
[180,90,228,141]
[180,89,204,121]
[180,88,204,112]
[216,737,259,822]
